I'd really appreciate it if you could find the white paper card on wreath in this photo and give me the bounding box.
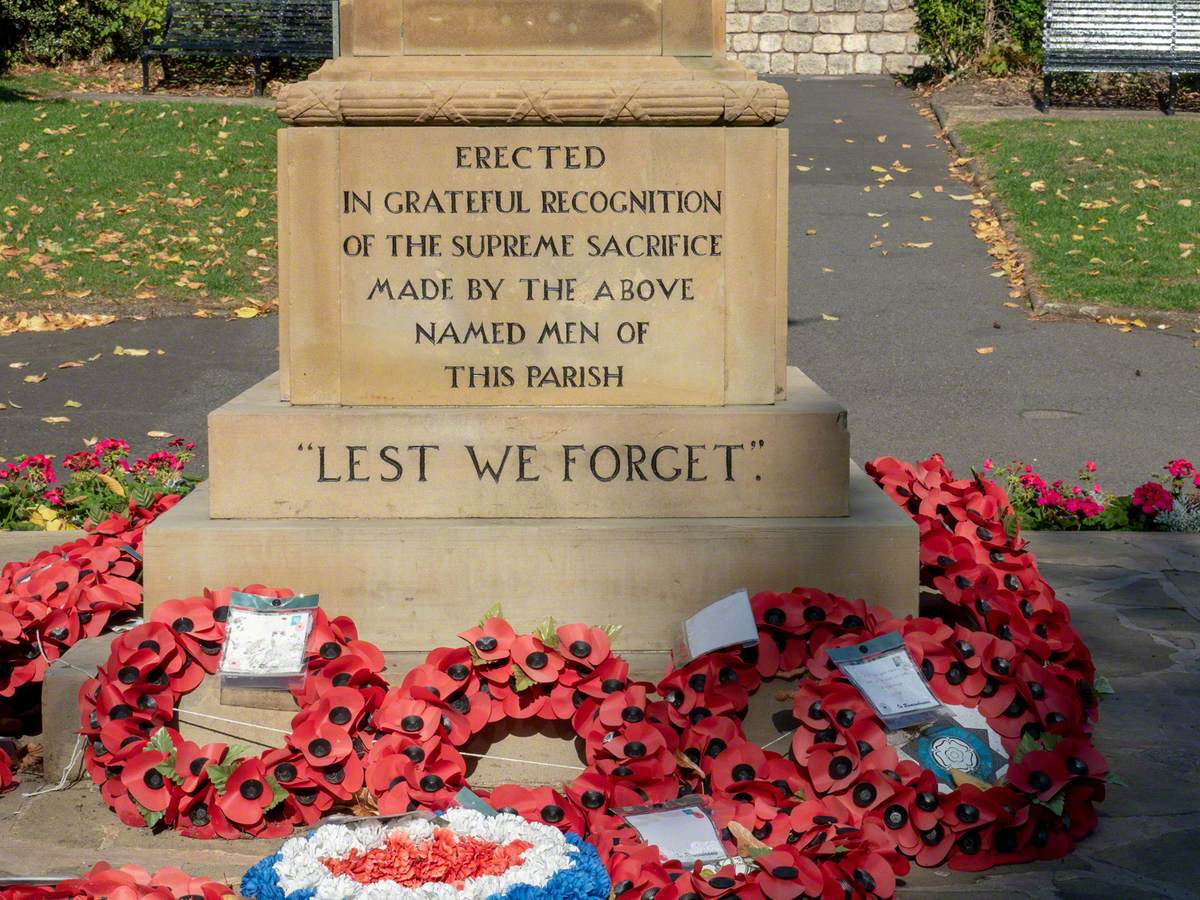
[828,631,944,731]
[220,608,310,675]
[616,798,727,865]
[676,589,758,664]
[218,593,320,692]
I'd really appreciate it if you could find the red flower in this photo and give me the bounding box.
[216,758,276,826]
[375,693,442,742]
[1132,480,1173,514]
[458,617,516,662]
[1008,749,1070,802]
[121,749,172,812]
[173,739,226,793]
[754,848,823,899]
[510,634,564,685]
[555,623,612,668]
[488,784,584,833]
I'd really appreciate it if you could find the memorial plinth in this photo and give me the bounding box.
[141,0,917,774]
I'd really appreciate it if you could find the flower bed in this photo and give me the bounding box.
[0,438,198,532]
[984,455,1199,532]
[77,454,1109,898]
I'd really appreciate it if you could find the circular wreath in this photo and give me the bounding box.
[80,584,389,838]
[0,863,232,900]
[83,454,1108,900]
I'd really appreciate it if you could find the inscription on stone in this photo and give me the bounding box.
[336,128,728,405]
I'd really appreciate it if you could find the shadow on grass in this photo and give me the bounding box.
[0,84,39,103]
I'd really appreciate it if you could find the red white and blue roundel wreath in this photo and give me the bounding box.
[81,455,1108,898]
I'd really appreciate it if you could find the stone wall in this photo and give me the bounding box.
[725,0,923,76]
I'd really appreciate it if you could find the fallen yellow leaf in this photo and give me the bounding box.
[821,313,840,321]
[901,241,933,249]
[57,360,85,368]
[976,346,995,355]
[23,372,46,383]
[114,346,150,356]
[63,399,81,408]
[96,472,126,497]
[795,165,811,172]
[41,416,69,424]
[147,430,174,439]
[8,362,27,369]
[1179,199,1193,208]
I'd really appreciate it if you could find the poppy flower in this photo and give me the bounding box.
[291,711,354,768]
[375,693,442,742]
[509,634,564,685]
[679,715,743,776]
[142,866,230,900]
[120,748,172,812]
[574,655,631,702]
[753,848,824,899]
[565,769,619,827]
[688,863,745,897]
[834,847,898,898]
[1008,748,1070,803]
[173,738,226,793]
[597,838,688,898]
[381,740,465,811]
[487,784,585,833]
[299,652,388,707]
[711,782,787,838]
[216,758,277,826]
[555,623,612,668]
[494,681,548,720]
[710,741,768,792]
[458,617,516,662]
[312,753,365,800]
[151,595,219,644]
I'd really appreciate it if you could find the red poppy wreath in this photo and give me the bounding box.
[82,454,1109,899]
[80,584,389,838]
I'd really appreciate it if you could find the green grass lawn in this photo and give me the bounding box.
[0,75,278,310]
[955,118,1200,313]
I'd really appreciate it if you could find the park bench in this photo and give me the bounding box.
[141,0,335,97]
[1043,0,1200,114]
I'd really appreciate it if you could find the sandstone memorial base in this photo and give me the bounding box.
[129,0,917,781]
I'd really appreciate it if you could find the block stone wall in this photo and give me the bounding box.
[725,0,923,75]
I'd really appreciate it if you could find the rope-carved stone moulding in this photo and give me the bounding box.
[275,79,791,127]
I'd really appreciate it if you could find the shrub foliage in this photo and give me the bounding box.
[914,0,1044,75]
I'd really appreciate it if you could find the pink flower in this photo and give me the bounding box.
[983,458,994,472]
[1085,460,1097,473]
[1193,474,1200,489]
[1132,481,1173,515]
[1166,458,1195,478]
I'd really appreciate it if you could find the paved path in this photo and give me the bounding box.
[0,318,276,473]
[0,76,1196,488]
[777,76,1199,491]
[2,531,1197,898]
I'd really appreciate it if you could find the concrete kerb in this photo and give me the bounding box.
[929,94,1200,333]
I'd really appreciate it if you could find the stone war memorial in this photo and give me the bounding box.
[9,1,1126,896]
[127,0,919,779]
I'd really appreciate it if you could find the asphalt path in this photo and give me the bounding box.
[779,76,1199,491]
[0,76,1196,489]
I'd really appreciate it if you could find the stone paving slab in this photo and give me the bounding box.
[0,531,1196,898]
